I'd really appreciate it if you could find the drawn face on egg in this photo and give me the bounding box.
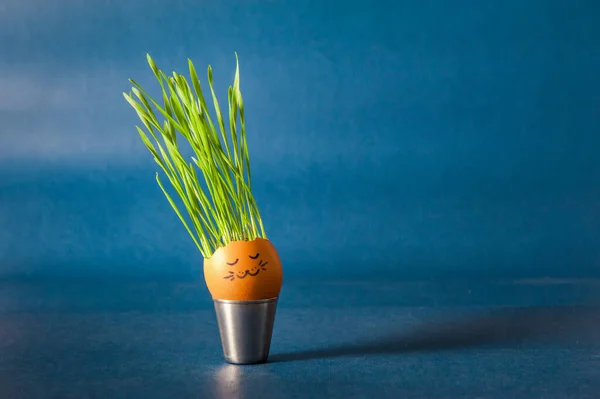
[222,252,269,281]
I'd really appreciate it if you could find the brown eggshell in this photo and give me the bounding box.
[203,238,283,301]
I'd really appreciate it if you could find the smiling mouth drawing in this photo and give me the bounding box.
[236,269,260,279]
[223,262,268,281]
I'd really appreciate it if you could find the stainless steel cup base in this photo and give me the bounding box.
[213,297,278,365]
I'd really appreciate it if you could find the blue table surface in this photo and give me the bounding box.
[1,278,599,398]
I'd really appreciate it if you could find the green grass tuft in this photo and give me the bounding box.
[123,53,266,258]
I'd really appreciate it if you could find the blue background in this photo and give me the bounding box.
[1,0,599,282]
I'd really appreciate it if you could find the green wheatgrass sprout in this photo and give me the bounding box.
[123,53,266,258]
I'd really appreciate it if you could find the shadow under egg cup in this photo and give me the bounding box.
[213,297,278,365]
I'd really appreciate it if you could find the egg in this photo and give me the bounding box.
[204,238,283,301]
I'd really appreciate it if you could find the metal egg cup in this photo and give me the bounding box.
[213,297,278,364]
